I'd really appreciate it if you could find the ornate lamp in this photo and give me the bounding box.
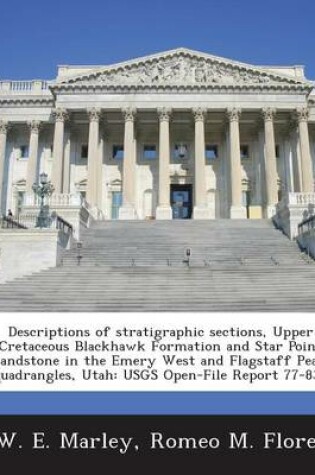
[32,172,55,228]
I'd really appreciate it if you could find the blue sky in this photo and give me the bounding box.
[1,0,314,80]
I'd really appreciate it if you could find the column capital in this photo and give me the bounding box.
[295,106,309,123]
[226,107,241,122]
[52,108,69,123]
[157,107,172,122]
[27,120,42,134]
[0,120,9,135]
[193,107,207,122]
[87,107,102,122]
[262,107,276,122]
[122,107,137,122]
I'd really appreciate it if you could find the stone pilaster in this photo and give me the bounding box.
[0,121,9,213]
[51,108,68,193]
[193,108,212,219]
[227,108,246,219]
[156,107,172,220]
[87,108,101,207]
[26,121,41,194]
[262,108,278,216]
[119,107,137,219]
[295,107,314,192]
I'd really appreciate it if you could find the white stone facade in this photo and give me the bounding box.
[0,48,315,221]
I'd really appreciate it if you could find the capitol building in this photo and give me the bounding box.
[0,47,315,223]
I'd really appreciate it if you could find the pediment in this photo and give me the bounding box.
[52,48,313,93]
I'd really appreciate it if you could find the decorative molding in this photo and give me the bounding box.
[193,107,207,122]
[157,107,172,121]
[0,97,54,107]
[122,107,136,122]
[295,106,309,122]
[0,120,9,134]
[87,107,102,122]
[262,107,276,121]
[52,108,69,123]
[27,120,42,134]
[51,49,313,95]
[226,107,241,122]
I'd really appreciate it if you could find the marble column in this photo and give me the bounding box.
[26,121,41,194]
[262,108,278,216]
[51,108,68,193]
[156,107,172,219]
[296,107,314,192]
[227,108,246,219]
[87,108,101,207]
[0,120,9,213]
[119,107,137,219]
[193,108,212,219]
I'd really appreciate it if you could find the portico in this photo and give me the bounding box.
[0,48,314,223]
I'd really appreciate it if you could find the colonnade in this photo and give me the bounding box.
[0,106,313,218]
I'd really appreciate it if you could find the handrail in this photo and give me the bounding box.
[55,215,73,234]
[298,215,315,234]
[0,215,27,229]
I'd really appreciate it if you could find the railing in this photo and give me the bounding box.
[0,215,27,229]
[25,193,83,207]
[298,214,315,235]
[286,193,315,206]
[0,80,53,94]
[54,215,73,235]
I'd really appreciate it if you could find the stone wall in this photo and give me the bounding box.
[0,229,64,283]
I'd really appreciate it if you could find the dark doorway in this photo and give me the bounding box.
[170,184,193,219]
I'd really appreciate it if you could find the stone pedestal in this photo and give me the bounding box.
[156,206,172,220]
[193,206,214,219]
[230,206,247,219]
[119,205,137,220]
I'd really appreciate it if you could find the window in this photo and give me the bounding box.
[81,144,88,159]
[19,145,29,159]
[17,191,25,214]
[240,145,249,160]
[112,145,124,160]
[174,144,188,160]
[50,145,53,158]
[205,145,218,160]
[143,145,157,160]
[275,145,280,159]
[79,191,86,203]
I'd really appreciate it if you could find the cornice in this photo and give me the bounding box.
[0,96,54,107]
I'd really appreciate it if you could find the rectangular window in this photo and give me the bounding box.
[17,191,25,213]
[20,145,29,159]
[174,144,188,160]
[205,145,218,160]
[50,145,53,158]
[143,145,157,160]
[81,144,88,159]
[113,145,124,160]
[275,145,280,159]
[240,145,249,160]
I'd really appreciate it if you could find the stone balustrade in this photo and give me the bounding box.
[25,192,82,207]
[0,80,52,94]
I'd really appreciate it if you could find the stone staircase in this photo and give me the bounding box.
[0,219,315,312]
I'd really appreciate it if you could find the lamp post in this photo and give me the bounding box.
[32,172,55,228]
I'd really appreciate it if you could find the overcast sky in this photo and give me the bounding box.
[1,0,314,79]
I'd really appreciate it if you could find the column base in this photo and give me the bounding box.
[193,206,215,219]
[119,205,137,220]
[230,206,247,219]
[156,206,172,220]
[264,205,277,219]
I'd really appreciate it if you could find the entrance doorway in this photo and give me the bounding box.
[170,185,192,219]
